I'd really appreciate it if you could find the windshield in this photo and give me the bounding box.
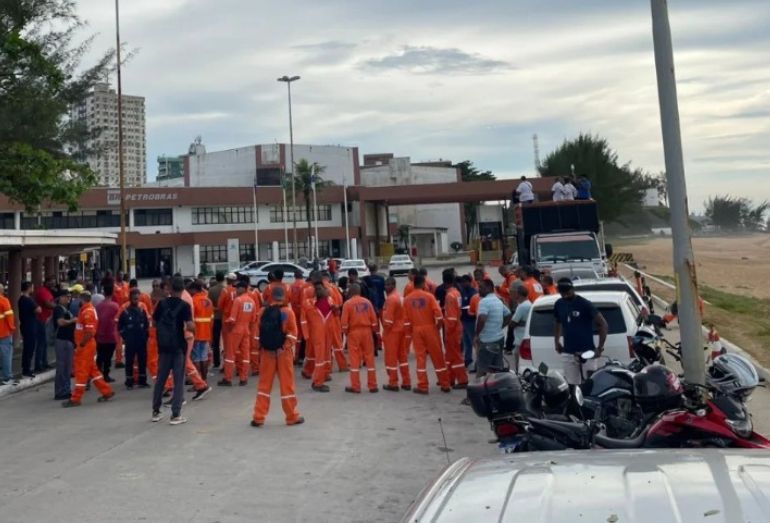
[391,256,410,262]
[575,283,643,307]
[537,239,600,262]
[529,305,628,336]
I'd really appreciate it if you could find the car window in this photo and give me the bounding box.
[529,304,627,336]
[576,283,643,307]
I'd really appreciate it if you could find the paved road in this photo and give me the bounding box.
[3,265,770,523]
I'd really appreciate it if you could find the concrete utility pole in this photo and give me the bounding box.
[650,0,704,386]
[115,0,127,274]
[277,75,300,260]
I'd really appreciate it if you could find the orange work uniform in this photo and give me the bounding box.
[217,285,237,367]
[341,296,379,392]
[252,305,302,425]
[181,290,209,392]
[300,284,317,377]
[0,295,16,338]
[224,293,257,383]
[193,293,214,342]
[263,282,290,306]
[301,296,335,387]
[403,289,450,393]
[524,277,544,303]
[443,287,468,387]
[382,290,410,389]
[324,281,347,371]
[112,281,129,365]
[71,302,114,403]
[403,279,415,297]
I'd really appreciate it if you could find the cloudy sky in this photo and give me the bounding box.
[75,0,770,211]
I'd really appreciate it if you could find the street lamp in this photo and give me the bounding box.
[277,75,300,261]
[115,0,127,275]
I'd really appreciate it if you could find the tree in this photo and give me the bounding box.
[538,134,653,223]
[742,201,769,231]
[453,160,495,244]
[703,195,768,231]
[287,159,333,257]
[1,0,114,211]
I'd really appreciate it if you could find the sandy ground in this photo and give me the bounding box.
[618,234,770,300]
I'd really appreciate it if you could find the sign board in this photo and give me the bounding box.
[227,238,240,271]
[80,252,88,262]
[107,190,179,205]
[261,144,280,164]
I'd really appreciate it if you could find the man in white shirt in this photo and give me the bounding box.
[516,176,535,204]
[509,285,532,372]
[551,178,564,201]
[563,178,577,200]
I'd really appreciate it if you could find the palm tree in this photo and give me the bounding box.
[287,159,333,256]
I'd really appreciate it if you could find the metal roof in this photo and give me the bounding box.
[403,450,770,523]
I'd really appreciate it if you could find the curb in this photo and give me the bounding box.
[0,370,55,400]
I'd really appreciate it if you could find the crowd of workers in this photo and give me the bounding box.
[0,261,573,426]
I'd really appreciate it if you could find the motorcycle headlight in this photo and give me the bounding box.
[726,417,753,438]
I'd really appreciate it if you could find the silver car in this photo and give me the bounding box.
[237,261,309,290]
[402,450,770,522]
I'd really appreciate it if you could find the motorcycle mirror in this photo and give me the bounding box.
[574,386,584,407]
[581,350,595,361]
[538,362,549,375]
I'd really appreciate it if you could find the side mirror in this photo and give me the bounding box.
[538,362,549,375]
[605,243,614,257]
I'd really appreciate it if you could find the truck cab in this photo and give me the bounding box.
[531,230,607,276]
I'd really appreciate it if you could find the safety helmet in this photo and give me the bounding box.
[542,370,570,409]
[707,354,759,400]
[633,364,683,412]
[632,329,659,363]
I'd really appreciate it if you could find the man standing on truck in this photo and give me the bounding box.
[576,175,592,200]
[553,278,607,386]
[516,176,535,204]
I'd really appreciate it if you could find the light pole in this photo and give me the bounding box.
[277,75,300,260]
[114,0,127,275]
[650,0,704,387]
[311,171,320,260]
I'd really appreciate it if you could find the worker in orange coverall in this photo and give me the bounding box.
[300,272,321,378]
[441,269,469,389]
[341,283,379,394]
[403,275,450,395]
[220,280,257,386]
[62,291,115,407]
[289,270,308,365]
[251,286,304,427]
[217,273,237,371]
[381,276,411,391]
[322,272,347,372]
[248,285,263,376]
[301,281,336,393]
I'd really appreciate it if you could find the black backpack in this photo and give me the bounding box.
[157,300,184,350]
[259,305,285,351]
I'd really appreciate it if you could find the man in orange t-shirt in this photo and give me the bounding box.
[403,275,450,394]
[341,283,379,393]
[0,284,16,384]
[523,266,544,303]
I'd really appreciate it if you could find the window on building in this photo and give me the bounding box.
[239,243,255,262]
[192,206,255,225]
[0,212,15,229]
[19,210,124,229]
[134,208,172,226]
[269,205,332,223]
[200,245,227,264]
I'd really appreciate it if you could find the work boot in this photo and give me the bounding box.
[344,386,360,394]
[441,387,452,393]
[452,383,468,390]
[251,370,259,377]
[288,416,305,426]
[250,420,264,428]
[311,384,330,393]
[413,388,429,395]
[369,387,379,393]
[98,392,116,402]
[61,399,81,408]
[325,376,332,382]
[217,379,232,387]
[301,372,312,380]
[239,380,248,386]
[383,384,400,392]
[400,384,412,391]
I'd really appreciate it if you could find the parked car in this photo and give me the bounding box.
[549,266,601,281]
[388,254,414,276]
[338,259,370,277]
[401,450,770,522]
[519,291,642,376]
[237,262,310,290]
[573,277,648,317]
[239,260,271,271]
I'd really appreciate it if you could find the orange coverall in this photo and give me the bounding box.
[252,306,302,425]
[217,285,237,367]
[403,289,450,392]
[301,296,335,387]
[180,290,209,392]
[342,296,379,392]
[301,284,317,377]
[224,293,257,383]
[382,290,410,388]
[71,302,114,403]
[443,287,468,387]
[324,281,347,371]
[524,277,544,303]
[112,282,129,365]
[263,282,290,306]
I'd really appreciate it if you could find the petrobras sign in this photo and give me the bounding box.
[107,189,179,205]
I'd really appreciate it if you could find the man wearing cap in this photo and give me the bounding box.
[68,284,84,316]
[52,289,76,398]
[553,278,608,385]
[251,285,304,427]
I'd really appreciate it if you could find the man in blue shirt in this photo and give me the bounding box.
[553,278,607,385]
[576,175,592,200]
[458,275,477,368]
[474,279,511,378]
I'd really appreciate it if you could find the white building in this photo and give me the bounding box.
[73,82,146,187]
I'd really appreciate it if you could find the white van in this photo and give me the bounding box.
[519,291,642,375]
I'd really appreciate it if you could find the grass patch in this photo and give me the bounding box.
[700,286,766,316]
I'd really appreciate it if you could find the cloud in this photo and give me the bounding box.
[362,46,512,74]
[292,41,358,66]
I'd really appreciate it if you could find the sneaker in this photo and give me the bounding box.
[104,376,116,383]
[192,386,212,401]
[311,384,330,393]
[169,416,188,426]
[98,392,116,402]
[369,387,379,393]
[162,389,172,398]
[383,384,399,392]
[22,372,35,379]
[288,416,305,426]
[250,420,264,428]
[217,379,232,387]
[344,386,360,394]
[2,379,14,386]
[61,399,81,408]
[151,411,163,422]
